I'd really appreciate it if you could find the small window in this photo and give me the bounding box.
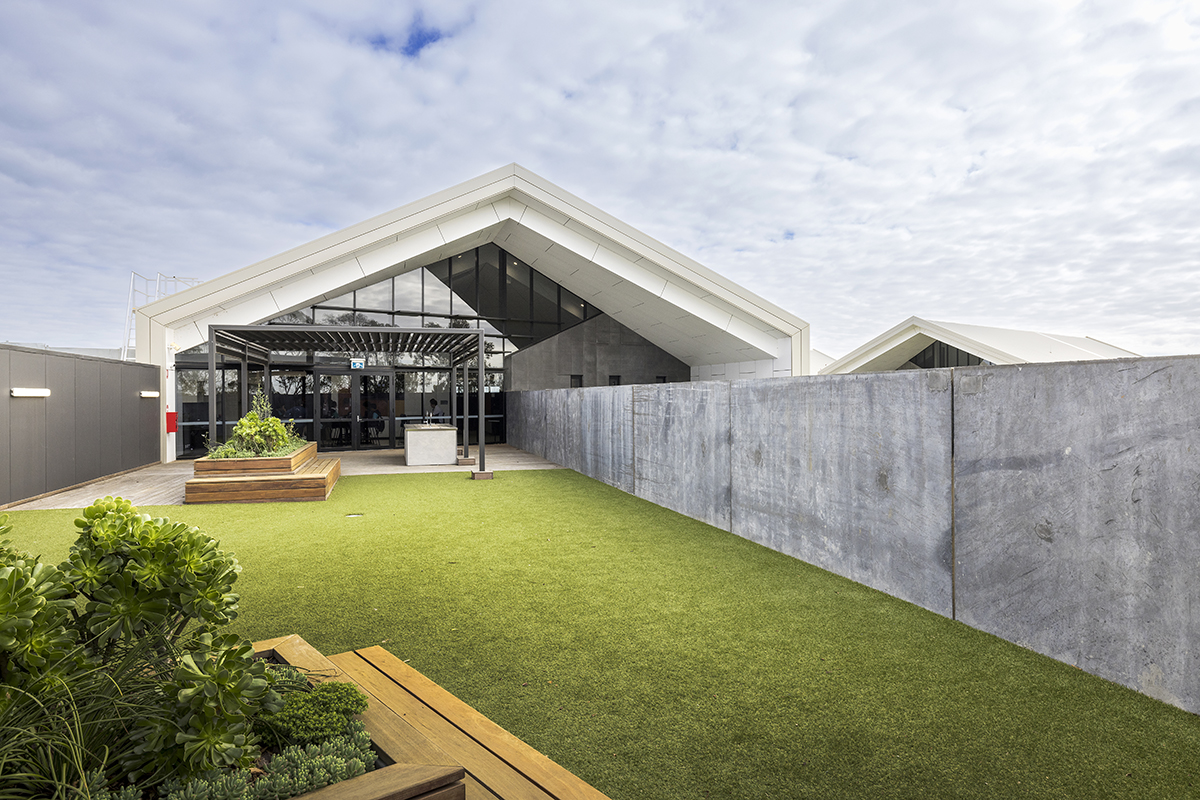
[656,375,667,383]
[570,374,583,388]
[608,375,621,386]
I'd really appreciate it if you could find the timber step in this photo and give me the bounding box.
[185,453,340,504]
[253,635,612,800]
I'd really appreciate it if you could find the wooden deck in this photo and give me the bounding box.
[2,445,564,511]
[255,635,610,800]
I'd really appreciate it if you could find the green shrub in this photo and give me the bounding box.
[257,681,369,747]
[0,499,282,796]
[206,392,306,459]
[159,721,374,800]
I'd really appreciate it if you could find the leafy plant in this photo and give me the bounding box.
[255,681,368,747]
[0,500,283,797]
[206,392,305,460]
[159,722,374,800]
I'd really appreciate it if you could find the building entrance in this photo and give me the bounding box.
[316,370,395,451]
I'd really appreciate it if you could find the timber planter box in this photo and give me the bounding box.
[193,441,319,476]
[252,634,612,800]
[254,635,466,800]
[186,442,340,504]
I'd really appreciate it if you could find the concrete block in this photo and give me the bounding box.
[954,356,1200,712]
[729,371,954,616]
[633,382,731,531]
[404,425,458,466]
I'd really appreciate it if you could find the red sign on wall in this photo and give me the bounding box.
[165,411,178,434]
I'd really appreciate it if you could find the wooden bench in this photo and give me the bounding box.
[186,446,340,504]
[253,635,612,800]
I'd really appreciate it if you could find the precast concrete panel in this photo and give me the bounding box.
[730,372,954,615]
[45,355,77,491]
[9,351,48,502]
[544,390,582,472]
[579,386,635,494]
[505,392,527,452]
[954,356,1200,712]
[522,391,549,460]
[633,382,731,531]
[75,359,103,482]
[0,351,10,504]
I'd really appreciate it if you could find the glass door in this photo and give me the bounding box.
[317,371,395,450]
[358,374,392,450]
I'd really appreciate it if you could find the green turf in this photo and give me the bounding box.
[7,470,1200,799]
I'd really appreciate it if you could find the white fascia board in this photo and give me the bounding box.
[515,206,601,262]
[508,168,807,337]
[354,225,449,276]
[659,281,733,331]
[590,245,668,296]
[822,317,1025,374]
[723,315,781,358]
[917,321,1021,365]
[435,203,502,245]
[140,167,523,326]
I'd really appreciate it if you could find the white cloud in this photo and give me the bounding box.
[1,0,1199,360]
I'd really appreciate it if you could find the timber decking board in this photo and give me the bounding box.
[299,764,465,800]
[253,635,609,800]
[254,635,460,768]
[328,652,556,800]
[352,648,611,800]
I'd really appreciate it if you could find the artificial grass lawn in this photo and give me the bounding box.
[7,470,1200,799]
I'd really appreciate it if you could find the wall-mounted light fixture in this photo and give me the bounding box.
[140,390,161,398]
[11,388,51,397]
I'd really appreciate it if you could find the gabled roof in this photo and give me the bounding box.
[821,316,1140,374]
[137,164,809,370]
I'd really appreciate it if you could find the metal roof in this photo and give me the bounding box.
[212,324,486,365]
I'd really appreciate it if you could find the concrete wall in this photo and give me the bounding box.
[730,372,954,617]
[953,358,1200,710]
[507,354,1200,714]
[505,314,691,391]
[0,344,161,507]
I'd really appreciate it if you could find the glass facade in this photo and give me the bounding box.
[173,244,598,457]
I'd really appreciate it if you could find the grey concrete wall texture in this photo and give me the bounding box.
[0,345,160,507]
[953,356,1200,712]
[633,382,732,531]
[508,353,1200,714]
[730,371,954,616]
[505,314,690,391]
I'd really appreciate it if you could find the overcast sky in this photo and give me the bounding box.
[2,0,1198,359]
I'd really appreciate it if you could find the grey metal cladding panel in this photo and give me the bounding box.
[543,389,582,471]
[730,372,954,616]
[45,354,77,492]
[579,386,634,494]
[953,356,1200,713]
[633,381,731,531]
[74,359,103,482]
[9,351,48,501]
[0,350,10,505]
[136,364,160,466]
[119,365,143,471]
[99,365,123,476]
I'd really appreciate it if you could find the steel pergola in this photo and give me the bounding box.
[206,324,490,475]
